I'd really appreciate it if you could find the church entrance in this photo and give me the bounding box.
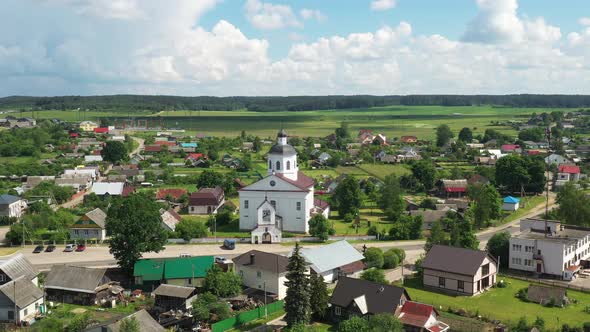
[254,236,259,244]
[262,232,272,244]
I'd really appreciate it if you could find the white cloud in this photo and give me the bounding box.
[370,0,397,11]
[300,8,326,22]
[579,17,590,26]
[244,0,302,30]
[40,0,146,20]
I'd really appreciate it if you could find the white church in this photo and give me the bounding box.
[239,129,330,244]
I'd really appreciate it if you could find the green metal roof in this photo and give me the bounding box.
[133,256,214,281]
[164,256,214,279]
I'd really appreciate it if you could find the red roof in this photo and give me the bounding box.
[275,172,315,190]
[156,188,188,201]
[122,186,135,197]
[399,301,437,328]
[401,136,418,142]
[185,153,205,160]
[445,187,467,193]
[527,150,541,155]
[93,127,109,134]
[154,141,176,146]
[69,132,79,138]
[558,164,580,174]
[501,144,520,151]
[314,198,330,211]
[339,260,365,274]
[144,145,162,153]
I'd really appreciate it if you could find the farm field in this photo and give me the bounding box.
[5,105,569,139]
[402,276,590,330]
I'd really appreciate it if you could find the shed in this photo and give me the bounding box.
[502,196,520,211]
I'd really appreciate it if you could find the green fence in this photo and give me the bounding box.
[212,300,284,332]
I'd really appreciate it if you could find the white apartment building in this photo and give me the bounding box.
[510,218,590,280]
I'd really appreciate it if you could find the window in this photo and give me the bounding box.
[512,258,522,265]
[296,202,301,211]
[74,229,79,235]
[269,160,272,169]
[287,161,291,170]
[257,271,262,278]
[438,277,445,287]
[0,275,5,282]
[276,161,281,170]
[271,200,276,209]
[244,200,249,209]
[335,306,341,316]
[7,311,13,320]
[239,270,244,277]
[482,263,490,276]
[512,244,522,251]
[84,230,89,236]
[23,308,27,316]
[457,280,464,291]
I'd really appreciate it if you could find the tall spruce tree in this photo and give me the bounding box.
[284,243,311,327]
[309,273,329,320]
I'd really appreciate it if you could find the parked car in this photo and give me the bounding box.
[76,244,86,252]
[33,245,44,254]
[223,239,236,250]
[45,245,56,252]
[64,244,75,252]
[179,253,192,258]
[215,256,231,264]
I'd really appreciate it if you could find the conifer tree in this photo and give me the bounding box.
[284,243,311,327]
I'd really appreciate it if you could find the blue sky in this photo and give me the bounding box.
[0,0,589,96]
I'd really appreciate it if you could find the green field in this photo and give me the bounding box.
[403,276,590,330]
[7,106,568,139]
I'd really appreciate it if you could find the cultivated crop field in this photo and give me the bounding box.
[5,105,569,139]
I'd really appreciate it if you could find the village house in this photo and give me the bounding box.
[69,208,107,241]
[357,129,375,145]
[299,241,365,283]
[437,179,468,198]
[501,144,521,154]
[55,177,93,192]
[79,121,98,132]
[153,284,197,312]
[510,219,590,281]
[556,164,582,187]
[502,196,520,211]
[0,276,44,325]
[397,301,449,332]
[0,194,27,219]
[93,127,109,134]
[422,245,498,296]
[133,256,215,289]
[160,208,183,232]
[23,176,56,191]
[84,155,103,163]
[545,154,571,165]
[233,250,289,300]
[329,277,410,322]
[400,136,418,144]
[85,309,165,332]
[0,253,39,286]
[409,210,449,230]
[188,187,225,215]
[63,166,100,181]
[156,188,188,203]
[373,134,387,146]
[44,265,121,305]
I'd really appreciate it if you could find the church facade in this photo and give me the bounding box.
[239,129,329,243]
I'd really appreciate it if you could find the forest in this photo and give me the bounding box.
[2,94,590,112]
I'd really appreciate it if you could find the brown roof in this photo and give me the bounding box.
[422,245,494,276]
[339,260,365,274]
[153,284,195,298]
[330,277,410,315]
[275,171,315,190]
[189,186,224,206]
[156,188,188,201]
[409,210,447,223]
[144,145,162,153]
[233,250,289,274]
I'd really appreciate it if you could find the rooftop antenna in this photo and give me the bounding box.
[545,125,551,237]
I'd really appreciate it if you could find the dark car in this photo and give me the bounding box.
[75,244,86,252]
[32,245,44,253]
[223,239,236,250]
[45,245,56,252]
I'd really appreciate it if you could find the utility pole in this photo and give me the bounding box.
[545,126,551,237]
[263,281,267,318]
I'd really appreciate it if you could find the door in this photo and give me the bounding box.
[262,232,272,244]
[536,263,542,273]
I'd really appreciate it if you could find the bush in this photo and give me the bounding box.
[360,268,388,285]
[516,287,529,301]
[495,279,507,288]
[364,247,384,269]
[343,213,354,223]
[389,248,406,262]
[383,250,400,269]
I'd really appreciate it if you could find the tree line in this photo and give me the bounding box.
[4,94,590,112]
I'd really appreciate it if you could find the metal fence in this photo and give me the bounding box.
[506,274,590,294]
[211,300,284,332]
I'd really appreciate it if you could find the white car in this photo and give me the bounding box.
[64,244,75,252]
[215,256,231,264]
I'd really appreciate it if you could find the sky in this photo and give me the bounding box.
[1,0,589,97]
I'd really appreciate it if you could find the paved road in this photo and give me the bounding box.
[22,195,556,270]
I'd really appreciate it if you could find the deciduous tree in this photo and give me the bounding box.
[378,174,405,221]
[436,124,454,147]
[332,176,362,217]
[102,141,128,163]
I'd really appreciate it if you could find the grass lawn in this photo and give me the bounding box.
[0,247,18,256]
[330,208,392,236]
[227,310,285,331]
[402,276,590,330]
[179,215,250,238]
[356,164,411,180]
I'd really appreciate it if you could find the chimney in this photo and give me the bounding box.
[250,253,255,265]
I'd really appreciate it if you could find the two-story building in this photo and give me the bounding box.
[510,218,590,281]
[69,208,107,241]
[188,187,225,215]
[422,245,498,296]
[233,250,289,300]
[0,195,27,219]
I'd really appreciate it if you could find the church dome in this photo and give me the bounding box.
[268,143,297,156]
[277,128,288,138]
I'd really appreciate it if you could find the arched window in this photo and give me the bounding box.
[287,160,291,170]
[276,161,281,170]
[268,160,272,169]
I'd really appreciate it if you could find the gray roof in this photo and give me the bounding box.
[422,245,494,276]
[268,144,296,156]
[44,265,108,294]
[330,277,410,315]
[101,309,164,332]
[92,182,125,196]
[152,284,195,298]
[0,194,21,205]
[0,253,38,281]
[84,208,107,228]
[409,210,448,223]
[300,241,364,274]
[0,276,43,308]
[234,250,289,274]
[527,285,567,304]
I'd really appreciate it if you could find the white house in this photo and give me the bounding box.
[84,155,103,163]
[556,165,583,188]
[0,254,42,324]
[0,195,27,219]
[239,129,327,243]
[188,187,225,215]
[502,196,520,211]
[510,218,590,281]
[299,241,365,283]
[91,182,125,197]
[63,166,100,181]
[233,250,289,300]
